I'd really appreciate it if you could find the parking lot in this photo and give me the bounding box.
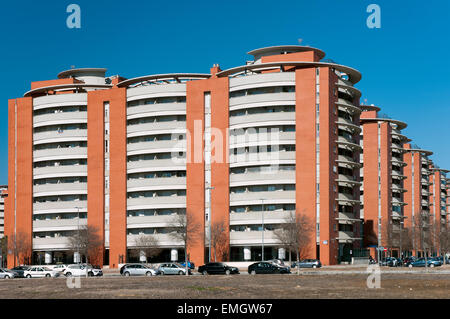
[1,265,450,299]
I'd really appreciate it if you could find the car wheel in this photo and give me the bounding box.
[88,272,94,277]
[408,264,413,268]
[26,274,32,278]
[160,271,164,276]
[430,264,435,268]
[45,274,51,278]
[178,271,184,275]
[312,265,317,269]
[65,272,72,277]
[146,271,152,277]
[4,275,10,279]
[250,270,256,275]
[202,270,208,275]
[124,272,130,277]
[225,269,231,275]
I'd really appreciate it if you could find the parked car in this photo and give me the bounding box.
[24,266,60,278]
[291,259,322,269]
[10,266,29,278]
[266,259,286,266]
[50,264,68,273]
[180,261,196,270]
[121,263,159,277]
[63,264,103,277]
[198,262,239,275]
[402,256,417,267]
[435,256,450,264]
[158,263,191,275]
[248,262,290,275]
[381,257,400,267]
[408,257,442,268]
[0,268,18,279]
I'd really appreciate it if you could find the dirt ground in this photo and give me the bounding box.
[1,271,450,299]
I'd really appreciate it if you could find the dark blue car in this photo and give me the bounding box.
[408,257,442,268]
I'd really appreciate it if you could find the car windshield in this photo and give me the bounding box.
[174,263,183,268]
[43,267,52,271]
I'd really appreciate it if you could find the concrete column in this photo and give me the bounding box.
[171,249,178,262]
[244,247,251,261]
[73,252,81,263]
[278,248,286,260]
[45,252,52,264]
[139,250,146,263]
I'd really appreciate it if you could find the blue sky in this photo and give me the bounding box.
[0,0,449,184]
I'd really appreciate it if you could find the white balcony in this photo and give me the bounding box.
[230,211,293,225]
[229,151,295,165]
[229,112,295,128]
[230,190,295,204]
[127,140,185,154]
[229,230,279,246]
[127,233,183,248]
[127,159,186,173]
[33,183,87,196]
[229,92,295,108]
[230,170,295,187]
[127,196,186,208]
[33,218,87,231]
[33,200,87,213]
[34,165,87,178]
[33,129,87,143]
[34,112,87,126]
[33,147,87,161]
[127,121,185,135]
[127,103,186,118]
[127,177,186,190]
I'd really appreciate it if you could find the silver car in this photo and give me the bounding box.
[0,268,18,279]
[158,263,190,275]
[121,264,158,277]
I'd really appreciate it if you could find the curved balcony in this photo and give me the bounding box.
[229,72,295,92]
[336,174,361,187]
[33,237,72,250]
[127,121,185,136]
[230,170,295,187]
[33,165,87,178]
[33,129,87,144]
[33,200,87,213]
[127,159,185,174]
[392,170,407,180]
[391,211,405,220]
[229,112,295,128]
[127,140,185,155]
[127,196,186,210]
[126,83,187,101]
[230,190,295,205]
[337,231,361,244]
[127,233,183,248]
[229,150,295,165]
[127,103,186,118]
[391,158,407,167]
[229,92,295,109]
[336,155,361,169]
[33,93,88,110]
[337,193,360,205]
[229,230,279,246]
[336,212,360,224]
[33,218,87,232]
[33,147,87,161]
[229,132,295,149]
[33,112,87,127]
[127,177,186,191]
[392,197,407,206]
[392,184,406,193]
[337,99,361,115]
[336,120,361,135]
[337,136,362,151]
[33,183,87,196]
[230,210,293,225]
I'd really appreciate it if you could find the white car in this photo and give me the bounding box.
[63,264,103,277]
[50,264,68,273]
[24,266,60,278]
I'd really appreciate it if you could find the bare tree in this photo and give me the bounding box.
[273,211,314,274]
[210,220,227,262]
[431,218,450,264]
[68,225,103,268]
[130,234,161,263]
[412,211,432,267]
[169,212,201,276]
[7,231,32,266]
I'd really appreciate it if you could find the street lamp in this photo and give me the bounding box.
[206,186,214,263]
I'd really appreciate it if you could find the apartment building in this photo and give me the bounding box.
[359,108,409,258]
[5,45,367,268]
